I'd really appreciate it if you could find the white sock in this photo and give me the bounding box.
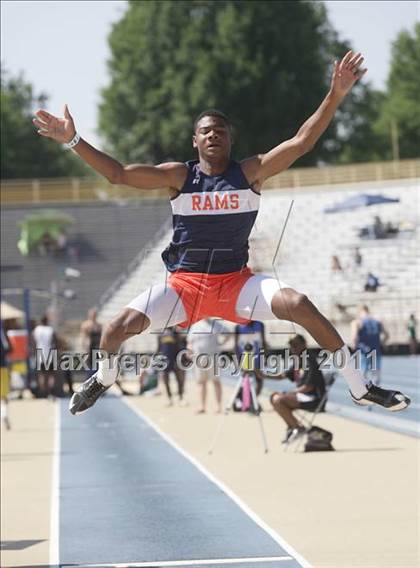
[337,345,368,398]
[97,356,119,387]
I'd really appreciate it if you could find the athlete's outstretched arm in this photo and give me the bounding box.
[242,51,367,187]
[33,105,187,192]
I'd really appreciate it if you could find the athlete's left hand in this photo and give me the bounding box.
[330,50,367,98]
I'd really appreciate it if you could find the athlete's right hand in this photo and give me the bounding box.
[33,104,76,144]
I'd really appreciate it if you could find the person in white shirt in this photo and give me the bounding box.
[32,315,56,398]
[187,318,229,414]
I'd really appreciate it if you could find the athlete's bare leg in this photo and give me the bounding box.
[271,289,343,351]
[88,308,151,389]
[237,279,367,398]
[100,308,150,354]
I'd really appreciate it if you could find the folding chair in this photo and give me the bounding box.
[284,371,336,452]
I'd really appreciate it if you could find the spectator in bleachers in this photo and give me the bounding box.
[38,231,56,255]
[353,247,363,268]
[335,303,353,323]
[351,305,388,386]
[373,216,386,239]
[364,272,380,292]
[384,221,399,237]
[56,230,68,254]
[407,314,418,356]
[331,255,343,273]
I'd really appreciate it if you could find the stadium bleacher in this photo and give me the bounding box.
[1,199,171,328]
[249,178,420,345]
[2,176,418,351]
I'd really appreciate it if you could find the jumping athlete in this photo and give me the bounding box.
[33,50,410,415]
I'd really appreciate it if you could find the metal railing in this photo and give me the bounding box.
[1,159,419,205]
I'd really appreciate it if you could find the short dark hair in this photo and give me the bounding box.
[288,334,306,346]
[41,314,49,325]
[194,109,231,131]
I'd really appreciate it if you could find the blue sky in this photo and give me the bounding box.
[1,1,418,146]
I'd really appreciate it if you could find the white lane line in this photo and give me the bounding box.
[62,556,293,567]
[49,399,61,567]
[122,398,312,568]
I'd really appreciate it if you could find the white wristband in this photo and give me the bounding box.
[64,132,80,149]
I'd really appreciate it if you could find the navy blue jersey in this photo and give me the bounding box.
[162,160,260,274]
[357,316,383,353]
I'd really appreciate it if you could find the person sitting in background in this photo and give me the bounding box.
[364,272,380,292]
[268,335,326,443]
[373,216,385,239]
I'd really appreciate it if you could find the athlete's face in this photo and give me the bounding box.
[193,116,231,160]
[289,338,305,355]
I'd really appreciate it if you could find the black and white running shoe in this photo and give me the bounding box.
[286,426,306,443]
[351,383,410,412]
[281,427,294,444]
[69,374,109,415]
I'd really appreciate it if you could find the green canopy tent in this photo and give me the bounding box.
[17,210,75,256]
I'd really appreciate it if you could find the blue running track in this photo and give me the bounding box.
[57,396,309,568]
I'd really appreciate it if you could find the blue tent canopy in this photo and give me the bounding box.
[324,194,400,213]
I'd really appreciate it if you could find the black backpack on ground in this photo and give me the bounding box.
[304,426,334,452]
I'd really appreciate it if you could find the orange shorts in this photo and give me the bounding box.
[168,268,254,328]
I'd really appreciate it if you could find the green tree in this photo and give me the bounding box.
[100,0,377,166]
[374,23,420,160]
[1,69,90,179]
[336,87,389,164]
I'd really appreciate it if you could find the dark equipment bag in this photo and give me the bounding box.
[304,426,334,452]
